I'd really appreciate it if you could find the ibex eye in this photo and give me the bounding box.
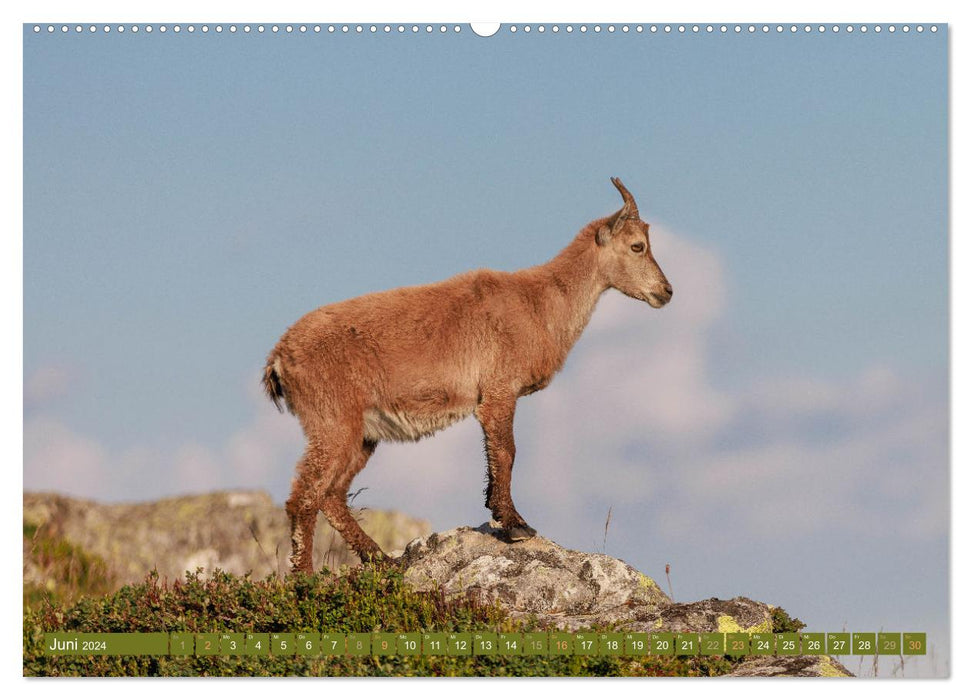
[631,242,645,253]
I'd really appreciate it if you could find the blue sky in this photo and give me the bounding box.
[23,23,948,675]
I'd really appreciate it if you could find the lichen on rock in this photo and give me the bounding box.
[398,523,852,677]
[727,654,851,677]
[400,523,671,627]
[716,612,773,634]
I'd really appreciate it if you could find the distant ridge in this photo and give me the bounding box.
[23,490,431,584]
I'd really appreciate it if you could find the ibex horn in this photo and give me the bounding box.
[610,177,639,218]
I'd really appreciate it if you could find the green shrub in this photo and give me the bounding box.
[771,606,806,634]
[23,566,737,677]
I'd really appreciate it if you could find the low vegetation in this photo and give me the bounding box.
[23,520,116,610]
[25,566,742,677]
[23,516,812,677]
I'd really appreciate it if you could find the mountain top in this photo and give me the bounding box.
[397,524,851,677]
[23,493,849,677]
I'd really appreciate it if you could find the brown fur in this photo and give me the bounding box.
[264,178,672,572]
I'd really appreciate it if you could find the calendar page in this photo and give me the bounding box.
[21,12,949,680]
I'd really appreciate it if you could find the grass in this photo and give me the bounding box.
[23,516,818,677]
[23,520,116,610]
[23,566,740,677]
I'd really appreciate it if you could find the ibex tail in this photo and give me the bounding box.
[262,355,290,413]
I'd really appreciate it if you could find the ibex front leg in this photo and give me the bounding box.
[476,393,537,542]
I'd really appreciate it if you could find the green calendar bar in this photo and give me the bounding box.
[878,633,901,655]
[170,632,193,656]
[903,633,926,655]
[447,632,472,656]
[346,633,370,656]
[319,633,342,655]
[651,633,675,656]
[852,633,876,655]
[726,633,749,656]
[220,633,244,655]
[372,632,396,656]
[827,633,851,656]
[398,633,422,656]
[474,632,498,656]
[43,633,168,656]
[270,632,297,656]
[499,633,523,655]
[676,633,699,656]
[423,633,447,655]
[776,633,800,656]
[550,632,573,656]
[271,633,295,656]
[625,632,649,656]
[749,633,773,655]
[574,632,598,656]
[801,633,826,655]
[244,633,270,656]
[297,633,321,656]
[700,633,724,655]
[195,633,220,656]
[600,633,624,656]
[36,630,931,657]
[523,632,548,655]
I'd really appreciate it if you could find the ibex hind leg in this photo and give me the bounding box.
[317,438,385,562]
[285,451,322,574]
[286,433,382,573]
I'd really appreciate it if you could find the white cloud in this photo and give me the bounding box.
[171,442,223,493]
[24,416,110,495]
[23,393,303,503]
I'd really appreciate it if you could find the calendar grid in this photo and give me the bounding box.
[42,631,927,657]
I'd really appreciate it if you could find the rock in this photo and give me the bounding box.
[23,491,431,584]
[401,523,666,628]
[644,597,774,633]
[727,655,852,677]
[399,523,852,677]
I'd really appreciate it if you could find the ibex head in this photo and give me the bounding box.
[596,177,673,308]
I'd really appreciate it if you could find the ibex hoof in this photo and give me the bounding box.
[506,524,537,542]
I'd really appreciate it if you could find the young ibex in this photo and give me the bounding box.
[264,178,672,572]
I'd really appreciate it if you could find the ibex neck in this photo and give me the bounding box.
[537,224,607,351]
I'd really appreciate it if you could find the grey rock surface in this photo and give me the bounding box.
[727,655,852,677]
[399,523,852,677]
[400,524,670,629]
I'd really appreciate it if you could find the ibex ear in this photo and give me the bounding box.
[596,202,631,246]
